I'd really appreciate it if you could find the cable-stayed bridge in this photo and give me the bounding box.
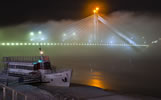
[0,9,149,48]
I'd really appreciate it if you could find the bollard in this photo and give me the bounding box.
[12,90,15,100]
[25,96,27,100]
[15,92,17,100]
[3,87,6,100]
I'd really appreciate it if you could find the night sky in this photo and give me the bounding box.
[0,0,161,26]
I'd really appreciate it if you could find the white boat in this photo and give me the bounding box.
[2,56,72,87]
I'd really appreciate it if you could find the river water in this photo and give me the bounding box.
[0,45,161,97]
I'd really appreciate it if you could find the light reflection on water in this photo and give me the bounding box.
[87,71,106,89]
[88,79,105,89]
[70,66,109,89]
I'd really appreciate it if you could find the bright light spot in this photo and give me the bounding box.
[38,31,42,35]
[96,7,99,11]
[16,43,19,45]
[24,43,27,45]
[152,40,158,44]
[20,43,23,45]
[43,43,46,45]
[40,51,44,55]
[32,43,35,45]
[41,38,44,41]
[2,43,5,45]
[11,43,15,46]
[30,32,34,36]
[93,10,96,13]
[28,43,31,45]
[47,43,50,45]
[72,32,76,36]
[36,43,39,45]
[30,38,34,41]
[38,59,43,63]
[7,43,10,46]
[63,33,66,37]
[110,41,113,44]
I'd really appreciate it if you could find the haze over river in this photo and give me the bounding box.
[0,45,161,97]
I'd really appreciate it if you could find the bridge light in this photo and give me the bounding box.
[38,31,42,35]
[40,51,44,55]
[72,32,76,36]
[30,32,34,36]
[41,38,44,41]
[96,7,99,11]
[93,10,96,13]
[63,33,66,37]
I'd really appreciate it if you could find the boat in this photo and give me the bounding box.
[1,56,72,87]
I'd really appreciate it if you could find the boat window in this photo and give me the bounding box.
[26,67,33,70]
[44,62,52,69]
[12,65,33,70]
[9,65,16,68]
[34,64,40,70]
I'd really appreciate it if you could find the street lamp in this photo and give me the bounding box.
[30,32,34,36]
[38,31,42,35]
[63,33,66,37]
[72,32,76,36]
[96,7,99,11]
[93,7,99,14]
[29,31,45,57]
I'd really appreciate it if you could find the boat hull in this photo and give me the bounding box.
[42,69,72,87]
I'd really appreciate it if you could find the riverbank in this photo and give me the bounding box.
[0,83,160,100]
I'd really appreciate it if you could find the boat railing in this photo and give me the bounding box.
[2,56,50,63]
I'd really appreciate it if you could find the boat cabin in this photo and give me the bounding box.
[3,56,52,76]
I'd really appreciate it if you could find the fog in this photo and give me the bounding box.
[0,12,161,97]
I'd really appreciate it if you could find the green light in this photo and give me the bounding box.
[32,43,35,45]
[28,43,31,45]
[33,62,37,64]
[38,59,43,63]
